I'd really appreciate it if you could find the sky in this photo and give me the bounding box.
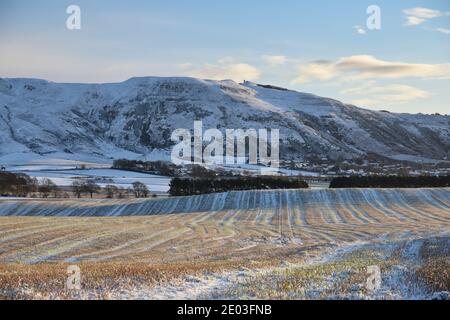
[0,0,449,114]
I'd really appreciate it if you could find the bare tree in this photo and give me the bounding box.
[38,178,57,198]
[83,180,100,198]
[0,172,38,197]
[72,180,84,198]
[132,182,149,198]
[105,184,118,198]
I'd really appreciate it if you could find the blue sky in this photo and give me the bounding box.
[0,0,449,114]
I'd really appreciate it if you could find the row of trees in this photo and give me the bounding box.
[0,172,61,198]
[113,160,237,178]
[0,171,152,199]
[71,180,100,198]
[169,177,309,196]
[113,159,179,177]
[72,180,150,198]
[329,175,450,188]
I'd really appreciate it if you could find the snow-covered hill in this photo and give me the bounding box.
[0,76,449,165]
[0,188,448,217]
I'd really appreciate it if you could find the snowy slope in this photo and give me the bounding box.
[0,188,448,217]
[0,77,449,165]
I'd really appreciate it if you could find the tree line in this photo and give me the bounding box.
[329,175,450,188]
[112,159,238,178]
[0,171,61,198]
[1,171,152,199]
[169,176,309,196]
[72,180,151,198]
[113,159,179,176]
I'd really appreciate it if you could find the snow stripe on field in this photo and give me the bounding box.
[0,189,449,220]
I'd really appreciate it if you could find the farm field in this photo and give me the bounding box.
[0,188,449,299]
[7,167,171,194]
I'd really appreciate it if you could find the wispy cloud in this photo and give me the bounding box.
[341,82,431,107]
[403,7,450,26]
[293,55,450,84]
[405,16,426,26]
[435,27,450,35]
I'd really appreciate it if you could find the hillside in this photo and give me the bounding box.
[0,77,449,166]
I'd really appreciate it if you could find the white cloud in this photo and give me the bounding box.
[435,27,450,35]
[353,25,366,34]
[404,7,443,19]
[341,82,430,107]
[179,59,261,82]
[403,7,450,26]
[292,55,450,84]
[294,61,335,83]
[261,55,287,65]
[405,16,426,26]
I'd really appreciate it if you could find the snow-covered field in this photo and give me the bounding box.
[0,187,448,217]
[8,165,171,193]
[118,233,449,300]
[208,233,450,300]
[3,158,319,194]
[0,188,448,300]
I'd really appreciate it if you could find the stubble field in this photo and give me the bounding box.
[0,188,449,299]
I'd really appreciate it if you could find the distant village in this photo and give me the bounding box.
[282,158,450,177]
